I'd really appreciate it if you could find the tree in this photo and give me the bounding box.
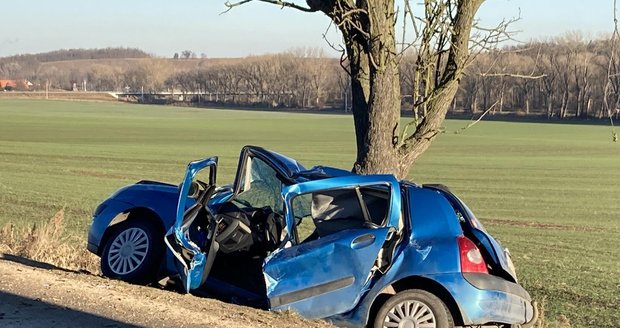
[224,0,488,178]
[181,50,194,59]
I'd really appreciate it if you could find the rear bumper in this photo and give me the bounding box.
[435,273,536,326]
[463,272,530,301]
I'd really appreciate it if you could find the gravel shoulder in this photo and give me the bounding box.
[0,253,332,328]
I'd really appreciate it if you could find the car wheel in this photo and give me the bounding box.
[373,289,454,328]
[101,219,163,284]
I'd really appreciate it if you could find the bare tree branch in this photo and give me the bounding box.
[480,72,547,79]
[453,100,499,134]
[222,0,318,14]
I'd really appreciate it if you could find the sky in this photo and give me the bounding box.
[0,0,614,58]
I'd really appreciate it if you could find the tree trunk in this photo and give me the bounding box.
[344,1,402,176]
[499,86,505,114]
[526,98,530,115]
[547,94,553,118]
[576,90,583,118]
[308,0,482,179]
[561,91,567,118]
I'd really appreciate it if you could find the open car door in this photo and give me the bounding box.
[165,157,218,293]
[263,174,402,319]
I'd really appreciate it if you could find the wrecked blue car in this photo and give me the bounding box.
[88,146,537,328]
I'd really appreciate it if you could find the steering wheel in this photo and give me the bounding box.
[212,202,254,253]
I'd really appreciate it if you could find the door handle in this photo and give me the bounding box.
[351,234,376,249]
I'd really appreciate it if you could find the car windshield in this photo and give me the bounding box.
[233,156,284,214]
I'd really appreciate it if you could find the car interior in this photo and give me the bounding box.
[180,184,391,303]
[174,153,392,305]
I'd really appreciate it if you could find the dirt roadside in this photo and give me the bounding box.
[0,254,333,328]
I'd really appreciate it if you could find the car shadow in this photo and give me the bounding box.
[0,291,139,327]
[0,253,87,274]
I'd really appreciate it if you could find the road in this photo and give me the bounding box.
[0,254,331,328]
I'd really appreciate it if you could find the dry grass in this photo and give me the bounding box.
[530,298,572,328]
[0,209,100,274]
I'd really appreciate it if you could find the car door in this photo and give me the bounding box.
[164,157,218,293]
[263,174,402,319]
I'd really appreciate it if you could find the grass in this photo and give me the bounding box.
[0,99,618,327]
[0,209,100,273]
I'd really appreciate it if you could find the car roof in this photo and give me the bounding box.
[244,145,356,183]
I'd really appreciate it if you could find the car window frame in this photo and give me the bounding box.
[282,176,401,246]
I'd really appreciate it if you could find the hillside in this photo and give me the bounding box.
[36,57,222,75]
[0,47,151,64]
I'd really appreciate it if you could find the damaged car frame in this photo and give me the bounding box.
[88,146,537,328]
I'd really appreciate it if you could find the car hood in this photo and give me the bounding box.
[109,180,179,205]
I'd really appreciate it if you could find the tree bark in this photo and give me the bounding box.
[328,0,402,175]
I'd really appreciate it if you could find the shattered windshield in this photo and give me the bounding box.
[234,157,284,213]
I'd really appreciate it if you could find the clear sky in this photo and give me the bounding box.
[0,0,613,58]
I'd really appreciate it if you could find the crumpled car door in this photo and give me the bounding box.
[263,174,402,319]
[165,157,218,293]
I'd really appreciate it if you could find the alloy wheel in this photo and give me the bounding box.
[382,300,437,328]
[107,227,149,275]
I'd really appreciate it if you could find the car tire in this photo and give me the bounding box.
[100,219,163,284]
[373,289,454,328]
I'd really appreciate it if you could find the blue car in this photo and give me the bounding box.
[88,146,537,328]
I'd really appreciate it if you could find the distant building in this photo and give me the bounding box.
[0,80,16,89]
[0,79,33,90]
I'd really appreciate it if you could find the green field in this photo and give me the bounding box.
[0,99,618,327]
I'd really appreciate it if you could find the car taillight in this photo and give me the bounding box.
[458,236,488,274]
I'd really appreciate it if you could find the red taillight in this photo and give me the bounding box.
[458,236,488,274]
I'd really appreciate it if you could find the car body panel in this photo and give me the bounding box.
[262,174,402,318]
[428,185,519,282]
[434,272,534,324]
[264,227,391,318]
[326,185,534,327]
[88,146,535,328]
[87,182,179,254]
[87,198,135,254]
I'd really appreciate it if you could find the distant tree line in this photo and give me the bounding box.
[2,38,620,120]
[454,34,619,119]
[0,47,152,91]
[164,49,347,108]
